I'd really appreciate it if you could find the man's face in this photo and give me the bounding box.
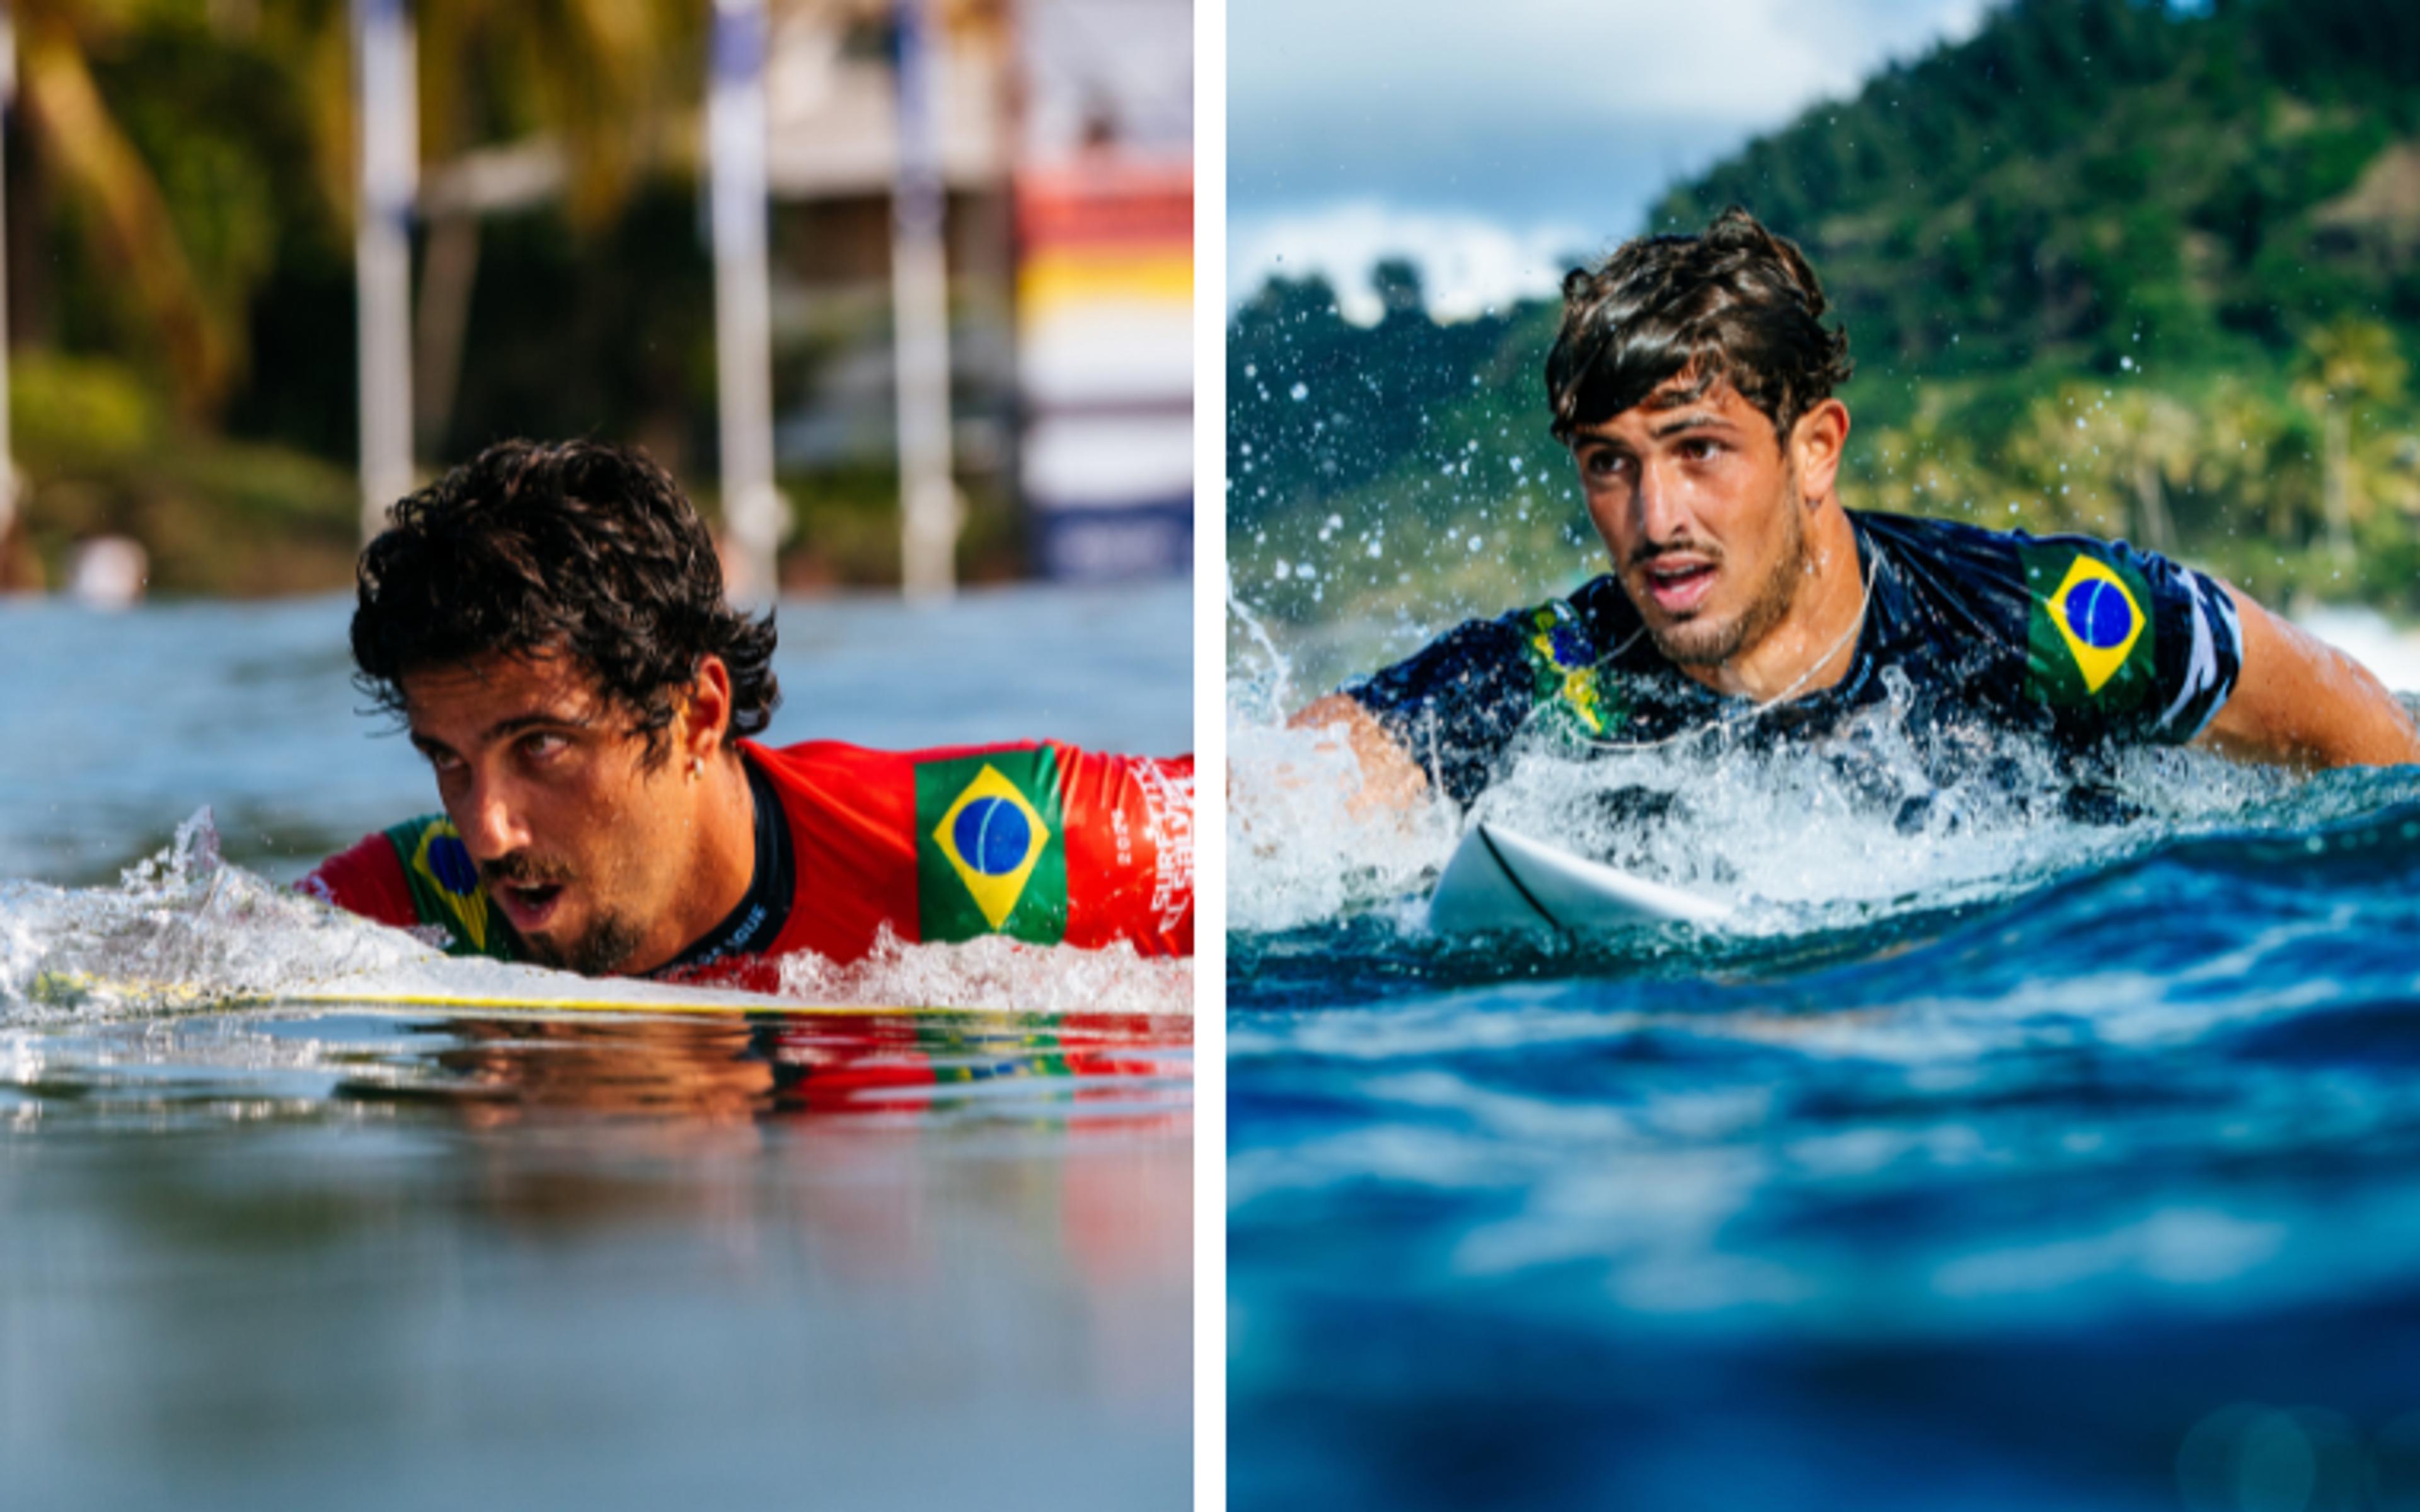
[1569,377,1809,667]
[403,651,703,975]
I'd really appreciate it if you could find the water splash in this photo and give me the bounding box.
[1226,628,2404,945]
[775,931,1191,1016]
[1,808,437,1021]
[1,809,1192,1024]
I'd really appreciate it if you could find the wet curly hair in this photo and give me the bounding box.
[1546,206,1853,446]
[351,439,780,766]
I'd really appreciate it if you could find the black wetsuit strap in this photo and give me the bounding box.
[650,751,796,976]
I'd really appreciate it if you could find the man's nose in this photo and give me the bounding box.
[455,769,531,859]
[1635,456,1691,545]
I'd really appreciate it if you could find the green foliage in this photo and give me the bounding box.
[1230,0,2420,636]
[11,350,163,463]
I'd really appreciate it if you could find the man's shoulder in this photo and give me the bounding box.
[740,736,1062,794]
[1853,507,2182,580]
[298,815,517,959]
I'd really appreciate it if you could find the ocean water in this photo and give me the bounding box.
[0,582,1191,1510]
[1228,621,2420,1512]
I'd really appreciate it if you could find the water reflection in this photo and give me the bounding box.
[371,1011,1193,1125]
[1,1008,1191,1511]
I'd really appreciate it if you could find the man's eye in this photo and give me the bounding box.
[1584,452,1630,480]
[1681,438,1722,462]
[519,732,568,761]
[422,748,463,774]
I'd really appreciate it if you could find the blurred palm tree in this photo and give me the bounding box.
[2097,389,2198,552]
[19,0,703,432]
[262,0,706,454]
[2005,382,2127,538]
[2291,317,2410,567]
[16,0,236,416]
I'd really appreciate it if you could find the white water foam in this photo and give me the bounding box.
[0,810,1192,1022]
[776,932,1191,1016]
[1228,621,2315,941]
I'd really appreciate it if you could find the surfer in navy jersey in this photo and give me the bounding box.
[1296,208,2420,811]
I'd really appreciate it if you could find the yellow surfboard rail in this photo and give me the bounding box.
[23,970,1017,1020]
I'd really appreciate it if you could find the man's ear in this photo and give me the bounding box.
[1790,398,1851,507]
[681,655,735,764]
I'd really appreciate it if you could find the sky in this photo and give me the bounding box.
[1230,0,1992,322]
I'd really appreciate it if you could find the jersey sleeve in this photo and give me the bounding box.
[1054,748,1194,958]
[296,831,420,928]
[900,741,1193,958]
[1345,595,1610,806]
[2012,532,2243,745]
[296,816,519,959]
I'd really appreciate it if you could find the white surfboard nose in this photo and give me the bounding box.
[1427,820,1732,936]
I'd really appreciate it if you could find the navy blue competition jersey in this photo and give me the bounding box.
[1348,510,2244,806]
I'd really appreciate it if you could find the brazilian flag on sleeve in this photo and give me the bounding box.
[914,749,1069,945]
[386,815,519,961]
[2020,541,2157,721]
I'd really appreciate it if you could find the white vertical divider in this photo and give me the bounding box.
[1190,0,1228,1501]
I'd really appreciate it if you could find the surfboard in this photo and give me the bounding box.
[1427,820,1732,936]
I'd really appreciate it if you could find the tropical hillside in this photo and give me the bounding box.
[1229,0,2420,651]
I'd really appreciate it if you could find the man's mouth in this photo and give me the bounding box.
[481,856,577,936]
[1639,558,1719,615]
[491,879,568,934]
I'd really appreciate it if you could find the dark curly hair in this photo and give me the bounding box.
[352,439,780,766]
[1546,206,1853,447]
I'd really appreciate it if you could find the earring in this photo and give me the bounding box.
[687,755,703,781]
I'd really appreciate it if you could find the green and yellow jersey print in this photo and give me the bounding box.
[1346,510,2247,805]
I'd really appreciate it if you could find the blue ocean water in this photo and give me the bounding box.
[1230,687,2420,1512]
[0,583,1191,1511]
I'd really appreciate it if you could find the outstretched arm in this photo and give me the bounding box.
[1289,693,1432,812]
[2196,583,2420,769]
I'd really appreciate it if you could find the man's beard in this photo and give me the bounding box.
[520,912,646,976]
[483,850,645,976]
[1640,487,1809,668]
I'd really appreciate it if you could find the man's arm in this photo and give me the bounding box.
[2196,583,2420,769]
[1288,693,1432,812]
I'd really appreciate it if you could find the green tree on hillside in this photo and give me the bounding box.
[2291,317,2409,564]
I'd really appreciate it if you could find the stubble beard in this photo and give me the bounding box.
[1644,486,1809,668]
[483,850,647,976]
[522,910,647,976]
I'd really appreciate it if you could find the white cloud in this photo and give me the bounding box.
[1233,0,1988,126]
[1229,0,1994,309]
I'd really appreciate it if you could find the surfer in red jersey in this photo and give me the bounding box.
[300,439,1192,979]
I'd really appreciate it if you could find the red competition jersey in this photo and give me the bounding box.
[299,738,1195,969]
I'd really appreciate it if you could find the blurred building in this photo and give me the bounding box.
[1011,0,1193,580]
[756,0,1191,581]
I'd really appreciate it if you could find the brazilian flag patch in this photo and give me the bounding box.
[914,750,1069,945]
[2021,542,2156,715]
[1517,600,1624,740]
[384,815,517,961]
